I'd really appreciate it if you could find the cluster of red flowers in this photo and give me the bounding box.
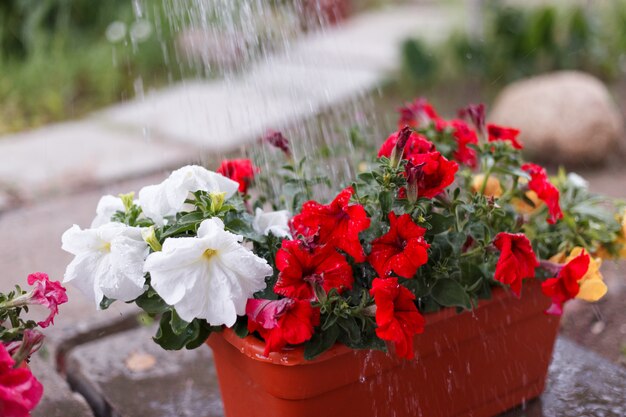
[233,98,570,360]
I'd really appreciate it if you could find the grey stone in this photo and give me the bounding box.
[489,71,624,165]
[29,353,94,417]
[66,326,223,417]
[0,121,191,201]
[501,338,626,416]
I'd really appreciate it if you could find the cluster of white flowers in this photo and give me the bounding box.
[62,165,290,326]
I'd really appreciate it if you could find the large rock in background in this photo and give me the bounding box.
[490,71,624,165]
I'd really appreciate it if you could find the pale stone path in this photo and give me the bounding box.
[0,2,459,211]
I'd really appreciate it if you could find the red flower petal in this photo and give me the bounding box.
[448,119,479,168]
[290,187,370,262]
[247,299,320,356]
[407,152,458,199]
[522,163,564,224]
[397,98,440,129]
[275,240,353,300]
[0,344,43,417]
[368,213,429,279]
[26,272,68,328]
[493,233,539,296]
[217,159,258,193]
[487,124,523,149]
[370,278,425,359]
[542,251,589,315]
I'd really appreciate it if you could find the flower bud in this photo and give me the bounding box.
[209,192,226,213]
[142,226,162,252]
[262,130,291,157]
[390,126,412,167]
[405,160,425,204]
[11,329,44,366]
[119,192,135,212]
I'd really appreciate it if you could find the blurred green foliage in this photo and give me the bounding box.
[402,1,626,89]
[0,0,176,133]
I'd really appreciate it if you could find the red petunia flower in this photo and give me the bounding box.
[262,130,291,157]
[26,272,68,328]
[541,251,590,316]
[397,98,440,129]
[246,298,320,357]
[448,119,478,168]
[458,103,486,134]
[487,124,523,150]
[368,212,429,279]
[0,344,43,417]
[274,240,353,300]
[522,163,563,224]
[406,151,458,199]
[369,277,425,359]
[290,187,370,262]
[217,159,258,193]
[378,129,434,160]
[493,233,539,297]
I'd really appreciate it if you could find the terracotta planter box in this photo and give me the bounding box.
[207,280,559,417]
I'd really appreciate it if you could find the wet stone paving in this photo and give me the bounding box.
[61,328,625,417]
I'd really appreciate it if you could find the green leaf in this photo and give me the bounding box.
[304,325,340,360]
[135,289,169,315]
[428,213,454,235]
[232,318,249,338]
[178,211,205,224]
[153,311,216,351]
[154,311,193,350]
[337,317,361,345]
[379,190,393,215]
[430,279,472,310]
[99,296,115,310]
[170,310,190,335]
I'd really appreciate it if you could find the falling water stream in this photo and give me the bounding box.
[121,0,390,209]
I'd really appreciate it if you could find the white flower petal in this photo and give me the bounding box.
[100,234,150,301]
[91,195,125,227]
[253,208,291,238]
[64,252,105,306]
[145,217,272,326]
[61,223,149,307]
[62,224,104,254]
[138,166,239,225]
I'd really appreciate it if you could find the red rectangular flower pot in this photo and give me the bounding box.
[206,280,559,417]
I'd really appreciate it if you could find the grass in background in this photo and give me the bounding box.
[0,0,176,134]
[400,1,626,91]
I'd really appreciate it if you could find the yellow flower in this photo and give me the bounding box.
[549,251,566,264]
[593,245,614,261]
[471,175,503,198]
[513,190,543,214]
[565,247,607,302]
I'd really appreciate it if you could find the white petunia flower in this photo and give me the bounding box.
[91,195,125,227]
[144,217,272,326]
[62,223,149,306]
[138,165,239,225]
[567,173,589,190]
[253,208,291,238]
